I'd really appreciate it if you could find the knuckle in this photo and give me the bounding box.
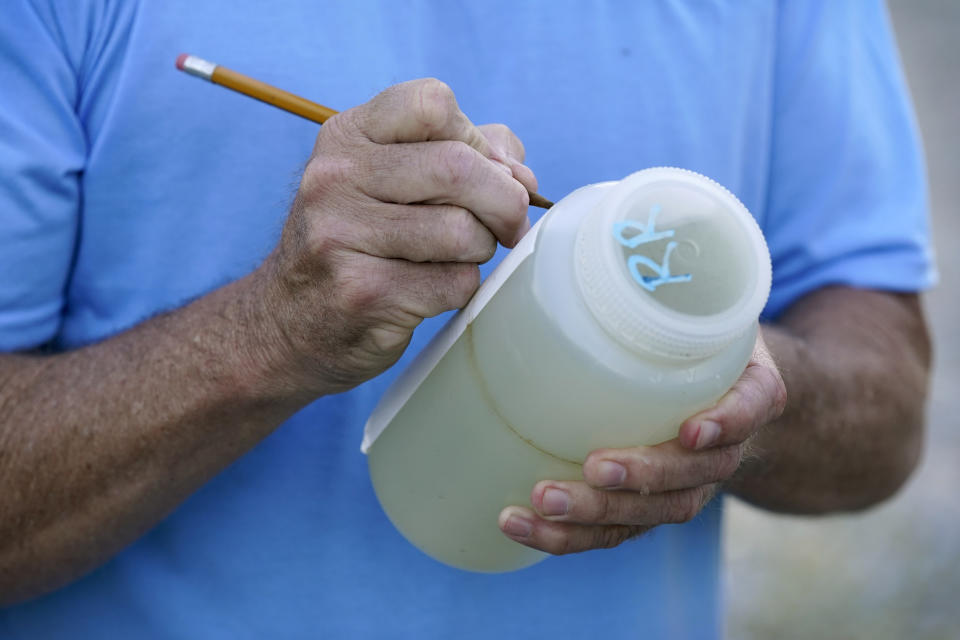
[495,182,529,239]
[538,529,576,556]
[713,445,743,481]
[413,78,456,131]
[302,224,341,260]
[477,232,498,263]
[480,123,510,147]
[556,534,581,556]
[435,141,479,188]
[451,264,480,308]
[641,454,667,494]
[289,203,349,268]
[549,540,575,556]
[336,265,385,315]
[511,183,531,220]
[366,325,413,359]
[447,208,483,260]
[699,485,718,510]
[301,156,354,199]
[591,489,616,522]
[317,110,358,145]
[488,123,525,160]
[665,490,701,524]
[484,122,511,138]
[766,366,788,418]
[595,526,631,550]
[463,264,482,298]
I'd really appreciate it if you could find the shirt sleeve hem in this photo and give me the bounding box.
[0,302,63,351]
[764,252,937,320]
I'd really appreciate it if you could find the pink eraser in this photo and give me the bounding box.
[175,53,189,71]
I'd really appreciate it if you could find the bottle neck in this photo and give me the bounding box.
[573,168,771,361]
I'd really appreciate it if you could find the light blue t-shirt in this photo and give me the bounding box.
[0,1,933,637]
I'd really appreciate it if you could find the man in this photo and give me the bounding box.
[0,1,932,638]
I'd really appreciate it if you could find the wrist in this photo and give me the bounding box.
[222,260,329,406]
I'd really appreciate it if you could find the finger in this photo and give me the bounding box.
[582,440,743,493]
[678,338,787,450]
[323,200,497,264]
[499,506,647,555]
[529,479,720,526]
[333,253,480,322]
[356,140,530,247]
[477,123,525,163]
[508,163,539,196]
[345,81,537,225]
[350,78,492,156]
[386,260,481,319]
[477,123,539,194]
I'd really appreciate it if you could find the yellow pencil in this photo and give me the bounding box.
[176,54,554,209]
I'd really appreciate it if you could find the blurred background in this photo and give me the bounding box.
[724,1,960,638]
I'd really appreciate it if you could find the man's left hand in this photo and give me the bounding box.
[498,332,787,554]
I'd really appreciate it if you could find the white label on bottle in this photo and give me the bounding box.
[360,214,547,453]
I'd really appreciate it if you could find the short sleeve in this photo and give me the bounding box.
[0,1,87,350]
[762,0,936,318]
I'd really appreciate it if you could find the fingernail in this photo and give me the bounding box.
[695,420,721,449]
[595,460,627,488]
[540,488,569,516]
[500,513,533,539]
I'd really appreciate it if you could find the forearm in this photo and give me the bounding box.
[726,287,931,514]
[0,82,538,604]
[0,267,316,605]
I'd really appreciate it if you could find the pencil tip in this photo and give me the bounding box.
[175,53,189,71]
[528,192,554,210]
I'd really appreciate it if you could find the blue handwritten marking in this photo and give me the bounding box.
[612,204,675,248]
[627,241,693,292]
[612,204,693,292]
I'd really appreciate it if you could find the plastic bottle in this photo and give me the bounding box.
[362,168,772,572]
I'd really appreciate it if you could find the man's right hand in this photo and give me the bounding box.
[0,77,538,604]
[254,78,536,394]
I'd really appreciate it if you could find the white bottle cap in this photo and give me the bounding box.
[574,168,771,360]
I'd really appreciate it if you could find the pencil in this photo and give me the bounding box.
[175,54,554,210]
